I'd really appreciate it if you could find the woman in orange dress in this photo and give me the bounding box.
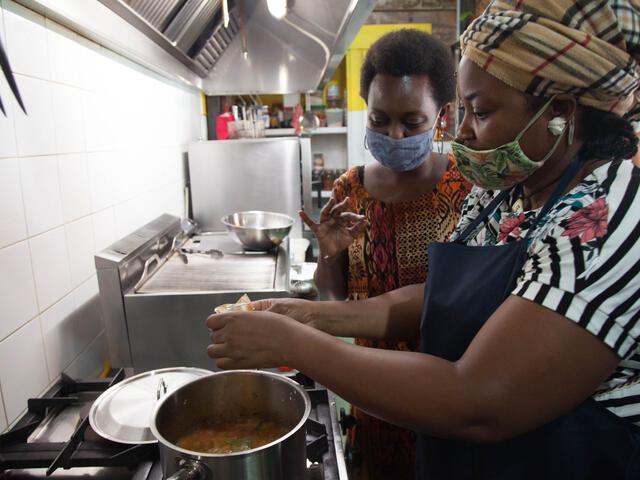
[299,29,472,480]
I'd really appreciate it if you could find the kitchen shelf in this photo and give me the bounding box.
[265,127,347,136]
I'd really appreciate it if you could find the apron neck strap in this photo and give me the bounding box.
[523,154,584,239]
[456,154,584,243]
[457,189,511,242]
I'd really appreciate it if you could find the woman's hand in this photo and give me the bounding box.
[299,197,369,259]
[206,310,303,370]
[251,298,317,326]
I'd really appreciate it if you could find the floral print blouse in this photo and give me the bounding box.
[450,159,640,425]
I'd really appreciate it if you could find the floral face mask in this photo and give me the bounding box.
[451,95,568,190]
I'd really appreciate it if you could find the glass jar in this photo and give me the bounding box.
[282,107,293,128]
[321,169,335,191]
[313,153,325,170]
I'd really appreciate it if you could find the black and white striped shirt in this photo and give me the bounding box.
[450,160,640,424]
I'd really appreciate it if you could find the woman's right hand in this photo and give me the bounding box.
[298,197,369,259]
[251,298,317,327]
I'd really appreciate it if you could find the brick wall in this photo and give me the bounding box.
[366,0,458,45]
[363,0,477,130]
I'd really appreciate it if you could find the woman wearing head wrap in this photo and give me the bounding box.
[206,2,640,478]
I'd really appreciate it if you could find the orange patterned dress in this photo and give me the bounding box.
[331,157,472,480]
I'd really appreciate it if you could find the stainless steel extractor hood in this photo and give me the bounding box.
[16,0,377,94]
[97,0,238,78]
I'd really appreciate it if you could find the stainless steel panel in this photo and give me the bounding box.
[199,0,378,94]
[188,138,306,237]
[18,0,376,94]
[319,0,379,86]
[299,137,313,220]
[140,254,275,292]
[95,214,181,368]
[127,0,182,31]
[96,214,292,372]
[94,214,179,282]
[16,0,205,86]
[137,233,289,293]
[164,0,221,52]
[96,268,133,367]
[123,289,289,373]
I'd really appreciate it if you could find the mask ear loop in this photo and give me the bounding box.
[512,94,569,164]
[567,117,574,145]
[532,113,574,166]
[514,94,557,143]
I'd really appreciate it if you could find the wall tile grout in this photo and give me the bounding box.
[0,0,200,428]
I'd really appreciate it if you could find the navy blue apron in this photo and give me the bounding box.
[417,157,640,479]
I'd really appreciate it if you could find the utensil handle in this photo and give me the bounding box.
[133,254,160,291]
[156,378,168,400]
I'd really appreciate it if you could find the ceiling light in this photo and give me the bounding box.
[267,0,287,19]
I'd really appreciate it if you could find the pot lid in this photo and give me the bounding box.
[89,367,213,444]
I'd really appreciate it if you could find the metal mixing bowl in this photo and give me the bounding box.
[221,211,295,251]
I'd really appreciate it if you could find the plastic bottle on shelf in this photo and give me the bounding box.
[343,88,348,126]
[325,81,341,109]
[282,107,293,128]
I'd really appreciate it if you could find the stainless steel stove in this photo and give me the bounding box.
[0,370,348,480]
[95,214,292,373]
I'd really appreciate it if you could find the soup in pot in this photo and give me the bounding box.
[176,414,290,454]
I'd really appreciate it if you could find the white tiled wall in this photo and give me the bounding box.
[0,0,203,430]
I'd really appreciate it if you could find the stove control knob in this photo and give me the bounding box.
[339,407,356,435]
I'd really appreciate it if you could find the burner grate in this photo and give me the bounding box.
[0,369,156,475]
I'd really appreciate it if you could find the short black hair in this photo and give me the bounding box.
[359,28,456,108]
[581,106,638,162]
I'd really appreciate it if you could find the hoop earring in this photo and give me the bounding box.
[364,135,369,150]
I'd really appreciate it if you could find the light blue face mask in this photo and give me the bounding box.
[365,127,435,172]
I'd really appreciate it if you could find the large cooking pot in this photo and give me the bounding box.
[150,370,311,480]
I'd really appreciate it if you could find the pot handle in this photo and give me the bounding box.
[166,459,207,480]
[156,378,168,400]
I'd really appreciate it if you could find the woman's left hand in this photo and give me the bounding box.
[206,310,301,369]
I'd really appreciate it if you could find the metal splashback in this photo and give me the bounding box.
[16,0,377,94]
[188,136,312,236]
